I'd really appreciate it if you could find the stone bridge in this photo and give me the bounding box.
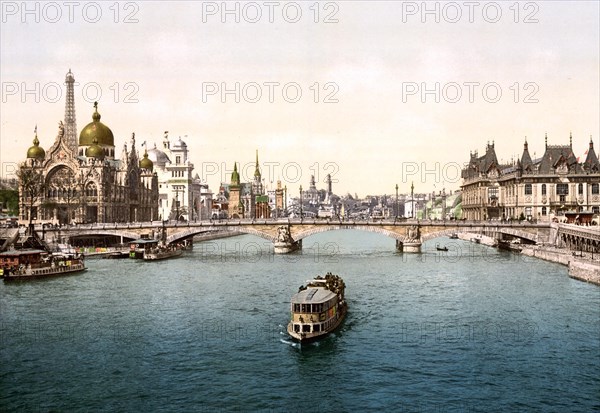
[37,219,563,254]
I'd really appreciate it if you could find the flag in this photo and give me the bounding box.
[141,140,146,147]
[34,125,37,134]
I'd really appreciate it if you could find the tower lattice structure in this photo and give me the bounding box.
[64,69,78,152]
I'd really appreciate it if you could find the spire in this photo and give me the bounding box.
[569,131,572,148]
[524,136,528,150]
[231,162,240,186]
[591,135,595,149]
[64,69,77,153]
[545,132,548,148]
[254,149,261,178]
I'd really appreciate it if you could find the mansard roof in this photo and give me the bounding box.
[462,143,499,179]
[538,144,582,174]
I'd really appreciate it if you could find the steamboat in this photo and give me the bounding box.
[0,249,87,280]
[287,272,347,342]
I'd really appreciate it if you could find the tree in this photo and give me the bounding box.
[17,166,46,225]
[0,189,19,216]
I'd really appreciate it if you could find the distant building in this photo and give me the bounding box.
[461,135,600,221]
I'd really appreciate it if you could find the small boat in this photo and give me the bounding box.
[287,272,347,343]
[436,244,448,252]
[103,251,129,259]
[498,240,522,253]
[1,249,87,280]
[449,233,459,239]
[143,245,183,261]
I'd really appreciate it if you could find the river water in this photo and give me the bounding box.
[1,231,599,412]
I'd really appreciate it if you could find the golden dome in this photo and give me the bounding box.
[79,102,114,146]
[26,134,45,160]
[139,150,154,171]
[85,138,105,160]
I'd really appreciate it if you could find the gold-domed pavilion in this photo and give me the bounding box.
[18,70,158,225]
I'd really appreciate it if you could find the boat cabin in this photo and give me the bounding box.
[0,249,47,274]
[129,238,159,259]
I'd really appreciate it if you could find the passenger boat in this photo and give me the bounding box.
[436,244,449,251]
[449,233,459,239]
[143,244,183,261]
[287,272,347,342]
[129,238,159,259]
[0,249,87,280]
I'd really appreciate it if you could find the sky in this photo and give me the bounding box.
[1,1,599,197]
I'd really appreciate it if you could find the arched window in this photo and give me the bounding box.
[578,183,584,195]
[542,207,547,216]
[524,184,532,195]
[592,183,599,195]
[541,184,546,196]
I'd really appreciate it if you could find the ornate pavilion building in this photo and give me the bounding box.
[19,70,158,224]
[461,135,599,221]
[146,132,213,221]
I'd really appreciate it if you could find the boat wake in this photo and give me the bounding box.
[279,338,300,348]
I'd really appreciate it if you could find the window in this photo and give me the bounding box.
[302,325,310,332]
[314,324,321,332]
[593,206,599,214]
[578,183,584,195]
[556,184,569,195]
[542,207,547,216]
[541,184,546,196]
[525,207,532,218]
[593,183,599,195]
[524,184,532,195]
[488,187,498,200]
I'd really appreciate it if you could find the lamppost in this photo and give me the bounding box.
[410,181,415,219]
[395,184,399,219]
[299,185,303,219]
[442,188,447,221]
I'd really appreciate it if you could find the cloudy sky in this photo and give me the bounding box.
[1,1,598,196]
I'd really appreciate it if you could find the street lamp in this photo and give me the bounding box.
[395,184,399,219]
[299,185,303,219]
[410,181,415,219]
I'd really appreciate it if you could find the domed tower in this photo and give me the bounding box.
[26,127,46,165]
[78,102,115,160]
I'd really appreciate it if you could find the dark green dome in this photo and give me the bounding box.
[139,151,154,171]
[79,102,114,146]
[27,135,45,160]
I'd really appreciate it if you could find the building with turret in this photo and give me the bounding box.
[461,135,599,221]
[146,132,212,221]
[18,70,158,224]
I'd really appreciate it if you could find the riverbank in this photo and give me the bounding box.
[458,231,600,286]
[520,245,600,286]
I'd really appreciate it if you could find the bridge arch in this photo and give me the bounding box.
[166,226,277,244]
[293,225,407,243]
[420,226,540,243]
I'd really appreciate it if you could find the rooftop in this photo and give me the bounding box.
[291,287,336,304]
